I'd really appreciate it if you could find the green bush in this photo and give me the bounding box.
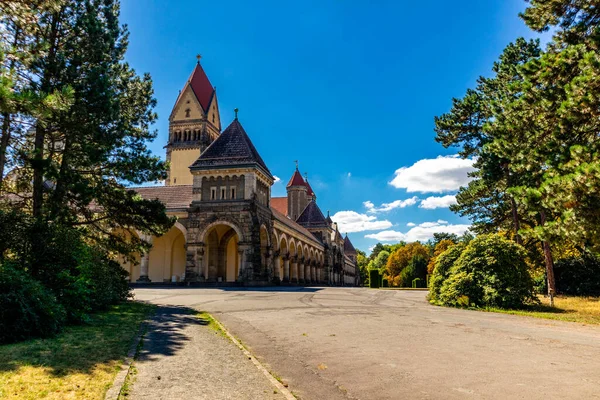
[0,263,66,343]
[412,278,423,288]
[399,255,428,287]
[428,243,466,302]
[382,278,389,287]
[554,254,600,296]
[77,245,132,311]
[437,234,536,309]
[369,269,380,288]
[379,273,383,288]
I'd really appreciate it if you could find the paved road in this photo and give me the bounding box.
[128,306,286,400]
[134,287,600,400]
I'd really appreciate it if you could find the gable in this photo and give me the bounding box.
[171,85,204,122]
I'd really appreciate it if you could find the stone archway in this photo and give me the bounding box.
[203,223,240,283]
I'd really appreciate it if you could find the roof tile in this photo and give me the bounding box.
[191,119,272,176]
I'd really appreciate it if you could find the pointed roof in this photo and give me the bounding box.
[325,210,333,224]
[305,179,315,197]
[287,168,306,188]
[187,62,215,112]
[191,119,272,178]
[344,235,356,254]
[296,200,328,227]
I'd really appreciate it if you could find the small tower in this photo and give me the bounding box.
[304,173,316,202]
[166,55,221,186]
[286,163,308,220]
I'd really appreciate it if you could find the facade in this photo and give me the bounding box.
[123,60,358,286]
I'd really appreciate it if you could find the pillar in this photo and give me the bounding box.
[137,234,153,283]
[283,255,290,283]
[291,257,298,283]
[298,259,305,283]
[274,253,281,281]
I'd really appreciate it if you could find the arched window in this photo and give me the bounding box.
[212,114,215,123]
[185,108,191,118]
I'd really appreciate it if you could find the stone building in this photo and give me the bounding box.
[122,59,358,286]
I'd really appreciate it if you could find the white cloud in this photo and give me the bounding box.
[364,196,419,213]
[419,195,458,209]
[406,222,416,227]
[389,155,476,193]
[365,220,470,242]
[273,176,281,183]
[331,211,393,233]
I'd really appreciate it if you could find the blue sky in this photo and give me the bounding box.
[120,0,546,254]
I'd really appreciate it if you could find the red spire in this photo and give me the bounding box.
[286,168,306,188]
[187,61,215,112]
[305,178,315,197]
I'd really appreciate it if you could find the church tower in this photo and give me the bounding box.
[166,56,221,186]
[286,165,308,221]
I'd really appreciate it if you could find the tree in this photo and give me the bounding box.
[427,239,455,274]
[435,38,542,244]
[1,0,173,263]
[356,249,369,285]
[438,234,536,309]
[368,250,390,273]
[386,242,429,284]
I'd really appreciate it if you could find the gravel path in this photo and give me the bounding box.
[127,306,285,400]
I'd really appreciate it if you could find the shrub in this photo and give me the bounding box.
[369,269,380,288]
[554,254,600,296]
[398,255,428,287]
[0,263,66,343]
[437,234,536,309]
[412,278,423,288]
[80,249,132,311]
[428,243,466,302]
[382,278,389,287]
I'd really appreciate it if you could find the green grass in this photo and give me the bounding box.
[485,295,600,325]
[197,312,227,338]
[0,301,155,400]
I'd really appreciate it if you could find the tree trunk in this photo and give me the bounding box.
[539,210,556,295]
[504,164,523,246]
[49,135,71,220]
[0,113,11,189]
[510,197,523,246]
[32,11,61,220]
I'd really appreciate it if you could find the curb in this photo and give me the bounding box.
[210,315,296,400]
[104,320,148,400]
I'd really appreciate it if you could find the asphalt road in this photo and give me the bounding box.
[134,287,600,400]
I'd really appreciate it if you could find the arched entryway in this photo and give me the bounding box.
[148,224,187,283]
[204,223,240,282]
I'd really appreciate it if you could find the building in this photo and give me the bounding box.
[122,59,358,286]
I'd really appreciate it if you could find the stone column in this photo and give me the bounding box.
[283,254,290,283]
[311,264,316,283]
[273,251,281,281]
[298,259,305,284]
[137,234,153,283]
[306,263,312,284]
[291,257,298,284]
[238,247,246,281]
[197,245,205,281]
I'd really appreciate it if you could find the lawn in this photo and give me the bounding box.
[488,295,600,325]
[0,301,155,400]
